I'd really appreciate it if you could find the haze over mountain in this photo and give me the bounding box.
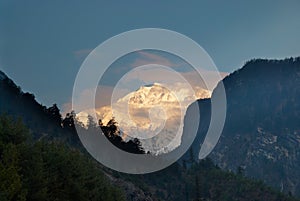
[77,82,211,154]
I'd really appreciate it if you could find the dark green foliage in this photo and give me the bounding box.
[115,159,299,201]
[0,115,125,201]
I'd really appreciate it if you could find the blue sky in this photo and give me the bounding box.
[1,0,300,111]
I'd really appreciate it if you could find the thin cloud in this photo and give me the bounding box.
[62,85,115,115]
[73,48,93,60]
[117,66,228,91]
[131,51,181,68]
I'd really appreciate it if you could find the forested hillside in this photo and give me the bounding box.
[183,57,300,196]
[0,115,125,201]
[1,61,300,201]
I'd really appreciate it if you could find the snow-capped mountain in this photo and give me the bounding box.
[77,82,211,154]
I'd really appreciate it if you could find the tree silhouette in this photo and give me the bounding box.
[62,111,75,129]
[46,104,61,124]
[99,118,145,154]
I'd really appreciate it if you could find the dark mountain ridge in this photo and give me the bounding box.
[182,57,300,196]
[0,71,81,146]
[1,57,300,200]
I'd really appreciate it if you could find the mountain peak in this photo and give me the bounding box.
[93,82,211,154]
